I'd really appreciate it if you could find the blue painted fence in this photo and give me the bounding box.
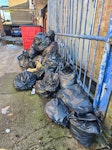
[48,0,112,117]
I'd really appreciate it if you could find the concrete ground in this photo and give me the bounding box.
[0,40,109,150]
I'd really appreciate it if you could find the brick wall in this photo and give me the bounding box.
[9,0,32,24]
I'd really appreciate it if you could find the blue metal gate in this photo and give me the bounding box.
[48,0,112,117]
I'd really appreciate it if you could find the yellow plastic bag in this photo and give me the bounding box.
[27,61,42,73]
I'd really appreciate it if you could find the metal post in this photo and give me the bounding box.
[93,14,112,116]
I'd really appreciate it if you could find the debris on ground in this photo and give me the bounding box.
[1,106,10,115]
[5,128,11,134]
[31,87,36,95]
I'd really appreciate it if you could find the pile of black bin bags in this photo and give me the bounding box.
[14,30,102,147]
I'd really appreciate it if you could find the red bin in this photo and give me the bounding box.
[20,26,42,50]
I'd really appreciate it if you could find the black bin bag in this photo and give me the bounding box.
[29,47,39,59]
[42,51,60,72]
[42,56,59,72]
[44,72,60,92]
[33,32,51,52]
[57,84,93,115]
[35,72,60,98]
[59,63,77,88]
[68,112,101,147]
[35,67,45,80]
[14,71,37,90]
[44,98,70,127]
[42,42,60,72]
[17,50,36,69]
[42,42,59,57]
[47,30,55,42]
[35,80,51,98]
